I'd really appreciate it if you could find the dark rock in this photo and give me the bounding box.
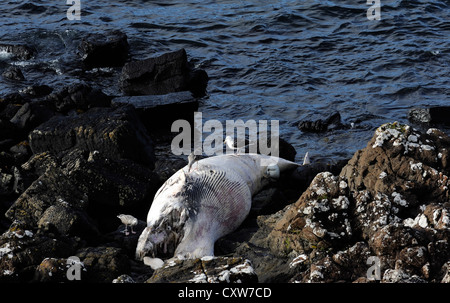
[146,257,257,283]
[9,140,28,154]
[19,85,53,98]
[249,188,287,217]
[298,112,343,133]
[34,257,72,282]
[278,138,297,162]
[75,246,130,282]
[439,261,450,283]
[120,49,187,96]
[398,245,428,274]
[20,151,59,176]
[0,44,35,60]
[0,151,16,172]
[46,83,111,113]
[8,141,32,167]
[60,149,159,232]
[37,203,100,241]
[8,148,158,234]
[369,223,416,257]
[0,93,29,120]
[409,107,450,126]
[0,92,28,107]
[285,158,349,196]
[0,103,23,122]
[112,274,135,283]
[355,123,448,224]
[287,242,373,283]
[0,171,14,196]
[10,101,56,131]
[5,166,89,230]
[0,119,19,145]
[29,105,155,167]
[254,136,297,163]
[36,255,139,283]
[113,275,136,283]
[263,171,353,257]
[104,219,147,257]
[0,221,78,282]
[381,268,427,283]
[9,140,31,158]
[153,144,189,183]
[120,48,208,97]
[428,240,450,281]
[2,66,25,81]
[233,242,298,283]
[187,68,209,98]
[111,91,198,130]
[78,30,129,68]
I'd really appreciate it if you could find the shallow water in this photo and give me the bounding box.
[0,0,449,163]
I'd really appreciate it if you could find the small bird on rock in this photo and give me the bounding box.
[117,214,138,236]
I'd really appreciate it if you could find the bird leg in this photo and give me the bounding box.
[131,225,136,234]
[124,224,130,236]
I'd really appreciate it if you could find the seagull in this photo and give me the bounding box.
[224,136,237,152]
[224,136,256,154]
[187,152,200,172]
[117,214,138,236]
[303,152,311,165]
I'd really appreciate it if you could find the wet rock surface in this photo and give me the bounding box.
[298,112,344,133]
[111,91,199,130]
[120,48,208,97]
[47,83,111,113]
[77,30,129,69]
[29,105,155,167]
[0,44,35,60]
[2,66,25,81]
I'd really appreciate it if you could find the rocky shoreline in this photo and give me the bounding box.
[1,30,450,283]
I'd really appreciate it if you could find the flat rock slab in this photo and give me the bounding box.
[112,91,195,109]
[28,105,155,167]
[111,91,198,129]
[120,49,189,96]
[146,257,257,283]
[119,48,208,97]
[77,30,129,69]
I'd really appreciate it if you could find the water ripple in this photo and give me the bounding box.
[0,0,448,162]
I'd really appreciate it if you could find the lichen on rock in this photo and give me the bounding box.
[246,122,450,282]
